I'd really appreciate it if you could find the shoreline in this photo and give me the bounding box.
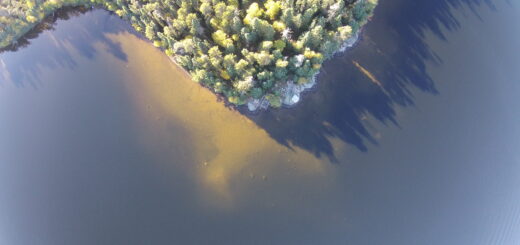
[164,31,360,113]
[244,31,361,112]
[1,1,376,112]
[161,31,361,113]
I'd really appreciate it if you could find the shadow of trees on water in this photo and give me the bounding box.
[0,0,501,161]
[0,7,131,88]
[244,0,498,161]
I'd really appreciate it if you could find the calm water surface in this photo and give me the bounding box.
[1,0,519,244]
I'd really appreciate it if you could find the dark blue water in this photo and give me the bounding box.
[1,0,519,244]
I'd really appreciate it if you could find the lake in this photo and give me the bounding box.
[1,0,519,244]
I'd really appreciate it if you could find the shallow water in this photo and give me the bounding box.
[1,1,519,244]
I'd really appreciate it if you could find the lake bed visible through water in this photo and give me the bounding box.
[1,1,520,244]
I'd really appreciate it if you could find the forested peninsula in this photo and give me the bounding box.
[0,0,377,110]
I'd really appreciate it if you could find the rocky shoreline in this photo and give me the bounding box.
[246,32,360,112]
[1,0,377,111]
[164,31,360,113]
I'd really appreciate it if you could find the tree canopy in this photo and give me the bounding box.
[0,0,378,108]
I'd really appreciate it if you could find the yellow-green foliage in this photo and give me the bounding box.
[0,0,378,108]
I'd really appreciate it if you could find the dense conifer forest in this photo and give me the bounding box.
[0,0,377,108]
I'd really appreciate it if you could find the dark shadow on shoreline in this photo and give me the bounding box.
[242,0,497,162]
[0,7,132,88]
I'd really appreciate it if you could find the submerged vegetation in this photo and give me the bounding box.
[0,0,377,108]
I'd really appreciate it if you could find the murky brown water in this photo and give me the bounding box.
[1,1,519,244]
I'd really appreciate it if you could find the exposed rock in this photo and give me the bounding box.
[247,98,261,111]
[282,81,302,106]
[259,98,270,110]
[302,75,317,90]
[248,33,359,111]
[338,32,359,53]
[247,97,270,111]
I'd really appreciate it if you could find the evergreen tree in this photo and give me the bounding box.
[0,0,378,107]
